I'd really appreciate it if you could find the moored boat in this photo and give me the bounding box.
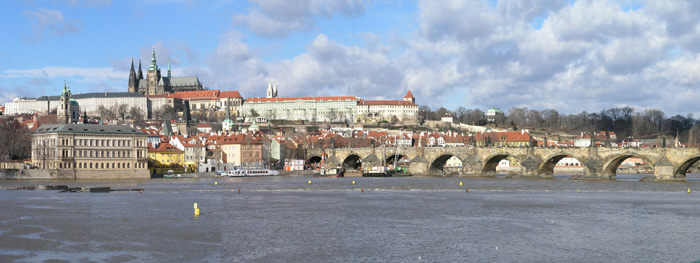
[227,169,279,177]
[314,167,344,177]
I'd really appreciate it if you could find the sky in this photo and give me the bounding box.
[2,0,700,116]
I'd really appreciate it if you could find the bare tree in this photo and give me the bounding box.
[129,106,145,128]
[327,108,338,123]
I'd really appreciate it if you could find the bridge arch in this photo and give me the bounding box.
[386,154,407,165]
[307,155,322,168]
[429,154,463,175]
[342,154,363,170]
[673,156,700,178]
[538,153,585,175]
[482,154,512,176]
[602,154,655,178]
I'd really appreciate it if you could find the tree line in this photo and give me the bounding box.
[421,105,700,144]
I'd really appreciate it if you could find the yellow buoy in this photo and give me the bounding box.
[308,180,311,184]
[688,188,691,195]
[352,181,355,185]
[194,203,200,216]
[460,182,463,186]
[578,189,580,193]
[215,181,218,185]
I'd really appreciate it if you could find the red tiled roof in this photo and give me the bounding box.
[31,115,57,131]
[146,93,181,99]
[474,131,535,143]
[358,100,417,106]
[404,90,414,99]
[176,90,220,99]
[197,124,212,128]
[150,142,182,153]
[219,90,242,98]
[245,96,357,103]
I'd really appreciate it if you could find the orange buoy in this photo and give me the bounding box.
[361,189,364,193]
[465,188,469,193]
[238,189,241,193]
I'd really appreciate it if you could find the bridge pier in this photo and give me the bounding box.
[653,156,677,181]
[408,155,429,176]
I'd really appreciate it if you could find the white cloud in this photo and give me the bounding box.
[234,0,370,38]
[22,7,82,42]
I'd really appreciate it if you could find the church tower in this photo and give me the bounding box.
[146,46,161,95]
[273,81,278,97]
[403,90,416,104]
[58,81,71,124]
[128,58,138,93]
[266,81,278,98]
[266,81,273,98]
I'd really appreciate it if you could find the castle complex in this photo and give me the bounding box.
[128,47,203,95]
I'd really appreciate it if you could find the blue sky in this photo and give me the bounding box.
[3,0,700,117]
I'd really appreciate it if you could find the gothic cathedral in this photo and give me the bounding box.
[128,46,204,95]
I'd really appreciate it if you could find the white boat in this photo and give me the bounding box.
[227,168,279,177]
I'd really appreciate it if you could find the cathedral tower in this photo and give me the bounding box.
[146,46,161,95]
[128,58,138,93]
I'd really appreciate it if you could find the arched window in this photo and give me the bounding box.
[117,163,120,169]
[90,163,93,169]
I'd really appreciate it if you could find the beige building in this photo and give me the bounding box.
[356,91,418,125]
[31,124,149,179]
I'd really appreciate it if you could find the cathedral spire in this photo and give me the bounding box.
[167,60,171,78]
[137,59,143,79]
[151,45,157,65]
[130,58,135,72]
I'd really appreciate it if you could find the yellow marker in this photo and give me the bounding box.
[578,189,580,193]
[308,180,311,184]
[215,181,218,185]
[352,181,355,185]
[460,182,463,186]
[194,203,200,216]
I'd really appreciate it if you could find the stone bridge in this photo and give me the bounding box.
[306,146,700,181]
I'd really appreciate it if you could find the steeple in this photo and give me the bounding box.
[167,60,171,78]
[266,81,273,98]
[151,46,156,65]
[137,59,143,79]
[128,58,138,93]
[273,81,278,97]
[148,45,159,71]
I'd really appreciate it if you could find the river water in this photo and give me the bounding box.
[2,174,700,262]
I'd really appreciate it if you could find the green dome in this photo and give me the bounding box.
[69,98,79,106]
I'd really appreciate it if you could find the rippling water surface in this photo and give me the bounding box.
[2,174,700,262]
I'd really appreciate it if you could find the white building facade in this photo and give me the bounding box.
[5,92,147,117]
[241,96,358,124]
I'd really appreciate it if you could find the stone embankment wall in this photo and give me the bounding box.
[0,169,150,179]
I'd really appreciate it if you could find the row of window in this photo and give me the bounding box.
[58,162,145,169]
[74,139,144,147]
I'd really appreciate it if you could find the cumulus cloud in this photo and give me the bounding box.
[234,0,370,38]
[22,7,83,43]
